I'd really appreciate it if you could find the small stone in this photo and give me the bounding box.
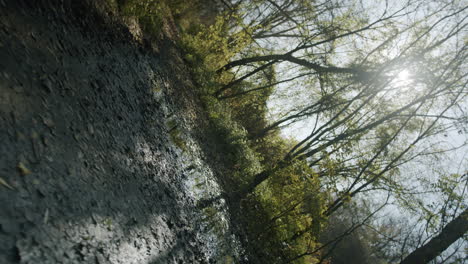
[42,136,49,146]
[43,117,55,128]
[42,78,53,93]
[87,124,94,135]
[95,253,106,264]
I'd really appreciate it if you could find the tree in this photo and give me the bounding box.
[212,1,467,262]
[367,172,468,264]
[317,199,389,264]
[220,0,467,208]
[399,208,468,264]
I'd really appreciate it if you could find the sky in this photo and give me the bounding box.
[256,0,467,260]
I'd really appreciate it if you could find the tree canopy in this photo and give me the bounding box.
[171,0,467,262]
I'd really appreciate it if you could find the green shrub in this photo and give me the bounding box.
[115,0,209,39]
[202,96,263,190]
[243,161,327,263]
[118,0,168,36]
[179,12,253,93]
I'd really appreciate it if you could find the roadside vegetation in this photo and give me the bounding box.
[101,1,467,263]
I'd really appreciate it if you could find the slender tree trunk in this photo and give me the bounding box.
[240,160,292,197]
[399,209,468,264]
[214,60,276,97]
[218,53,367,76]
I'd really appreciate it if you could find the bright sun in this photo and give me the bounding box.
[393,69,412,88]
[397,70,409,81]
[397,69,410,82]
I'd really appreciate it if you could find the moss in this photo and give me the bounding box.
[103,218,113,230]
[151,86,162,94]
[222,255,235,264]
[166,120,187,151]
[202,206,226,238]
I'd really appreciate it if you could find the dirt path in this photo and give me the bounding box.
[0,1,241,263]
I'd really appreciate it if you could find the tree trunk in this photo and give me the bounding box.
[219,53,367,76]
[399,209,468,264]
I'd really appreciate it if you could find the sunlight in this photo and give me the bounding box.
[392,69,413,90]
[397,69,410,82]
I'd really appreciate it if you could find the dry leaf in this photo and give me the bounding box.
[43,209,49,224]
[0,177,14,190]
[17,162,32,176]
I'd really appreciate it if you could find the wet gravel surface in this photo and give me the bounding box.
[0,1,241,263]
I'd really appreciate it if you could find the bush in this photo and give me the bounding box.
[202,96,263,190]
[243,161,326,263]
[118,0,169,36]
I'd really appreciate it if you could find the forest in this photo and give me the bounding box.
[1,0,466,263]
[155,0,468,263]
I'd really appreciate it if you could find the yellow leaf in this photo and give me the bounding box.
[17,162,32,176]
[0,177,14,190]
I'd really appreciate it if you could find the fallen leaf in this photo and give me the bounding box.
[43,209,49,224]
[0,177,14,190]
[17,162,32,176]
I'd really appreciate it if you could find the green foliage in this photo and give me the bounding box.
[243,161,326,263]
[223,66,276,135]
[115,0,210,39]
[174,7,267,189]
[117,0,169,36]
[320,203,387,264]
[178,12,253,93]
[202,206,227,238]
[165,120,187,151]
[202,96,263,189]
